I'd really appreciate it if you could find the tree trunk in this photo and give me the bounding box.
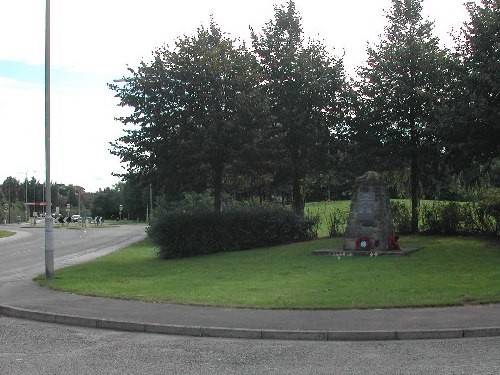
[410,156,419,233]
[409,111,419,233]
[213,162,224,213]
[291,157,304,216]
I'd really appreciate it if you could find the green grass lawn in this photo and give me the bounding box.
[0,230,15,238]
[37,235,500,309]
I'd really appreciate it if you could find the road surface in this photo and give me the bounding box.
[0,224,147,281]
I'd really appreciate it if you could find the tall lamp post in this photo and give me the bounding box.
[44,0,54,279]
[25,172,28,222]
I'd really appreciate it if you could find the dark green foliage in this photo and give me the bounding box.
[251,0,346,215]
[462,188,500,236]
[420,202,464,235]
[356,0,452,232]
[109,20,266,212]
[390,201,412,235]
[451,0,500,164]
[148,205,318,259]
[418,192,500,236]
[327,208,348,237]
[159,192,215,212]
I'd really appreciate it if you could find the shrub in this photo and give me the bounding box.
[462,188,500,236]
[327,208,348,237]
[390,201,412,234]
[147,204,318,259]
[420,201,465,235]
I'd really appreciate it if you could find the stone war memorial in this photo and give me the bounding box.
[344,171,394,252]
[315,171,418,256]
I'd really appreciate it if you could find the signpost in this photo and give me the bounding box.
[119,204,123,221]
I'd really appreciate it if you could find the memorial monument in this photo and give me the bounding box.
[343,171,395,252]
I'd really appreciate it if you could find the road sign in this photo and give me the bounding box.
[3,203,8,211]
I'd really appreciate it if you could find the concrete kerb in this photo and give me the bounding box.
[1,304,499,341]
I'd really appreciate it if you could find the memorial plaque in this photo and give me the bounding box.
[357,192,375,221]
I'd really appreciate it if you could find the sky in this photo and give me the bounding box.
[0,0,474,192]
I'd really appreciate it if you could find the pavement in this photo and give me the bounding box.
[0,228,499,341]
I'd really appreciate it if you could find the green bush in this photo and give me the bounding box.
[420,201,464,235]
[390,201,412,235]
[462,188,500,236]
[327,208,348,237]
[148,205,318,259]
[415,190,499,236]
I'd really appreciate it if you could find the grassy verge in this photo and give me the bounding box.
[0,230,15,238]
[36,235,500,309]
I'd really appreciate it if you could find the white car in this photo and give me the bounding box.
[71,214,81,223]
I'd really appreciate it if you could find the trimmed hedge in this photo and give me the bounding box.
[321,197,499,237]
[390,201,412,235]
[147,205,318,259]
[420,202,464,235]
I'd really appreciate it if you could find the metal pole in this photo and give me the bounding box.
[25,173,28,222]
[44,0,54,279]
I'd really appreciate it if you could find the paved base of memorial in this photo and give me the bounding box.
[312,248,420,256]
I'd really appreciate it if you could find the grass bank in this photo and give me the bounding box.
[0,230,15,238]
[36,235,500,309]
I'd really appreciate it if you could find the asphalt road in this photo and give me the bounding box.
[1,317,499,375]
[0,224,148,281]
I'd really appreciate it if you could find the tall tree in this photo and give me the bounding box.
[110,21,265,212]
[444,0,500,169]
[1,177,21,204]
[172,21,266,211]
[251,0,345,215]
[357,0,451,232]
[109,55,187,201]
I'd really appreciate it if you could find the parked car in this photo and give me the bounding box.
[71,214,81,223]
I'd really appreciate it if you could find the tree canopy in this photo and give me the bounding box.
[445,0,500,166]
[107,0,500,218]
[110,21,265,211]
[251,0,346,215]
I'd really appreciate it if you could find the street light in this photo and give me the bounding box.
[44,0,54,279]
